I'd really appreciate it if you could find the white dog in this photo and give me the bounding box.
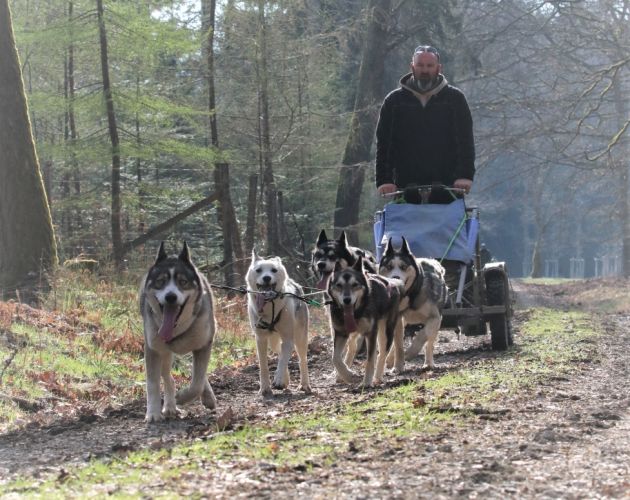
[246,250,311,396]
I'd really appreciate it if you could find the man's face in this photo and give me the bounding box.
[410,52,441,90]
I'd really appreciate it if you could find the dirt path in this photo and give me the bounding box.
[1,280,629,497]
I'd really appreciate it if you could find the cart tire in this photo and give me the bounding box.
[485,273,510,351]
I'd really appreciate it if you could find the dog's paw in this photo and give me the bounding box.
[298,384,312,394]
[420,364,435,372]
[259,386,273,398]
[201,391,217,410]
[355,382,375,392]
[272,381,289,390]
[145,411,165,423]
[162,404,179,419]
[391,361,405,374]
[337,373,362,385]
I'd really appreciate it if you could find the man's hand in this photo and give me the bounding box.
[377,183,398,196]
[454,178,473,194]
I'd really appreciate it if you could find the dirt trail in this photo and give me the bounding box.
[1,280,629,498]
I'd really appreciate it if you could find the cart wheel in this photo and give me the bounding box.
[485,273,510,351]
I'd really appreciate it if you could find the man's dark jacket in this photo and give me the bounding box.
[375,73,475,190]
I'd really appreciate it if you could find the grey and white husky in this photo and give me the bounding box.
[378,237,448,371]
[246,250,311,397]
[311,229,378,290]
[140,242,217,423]
[328,257,404,387]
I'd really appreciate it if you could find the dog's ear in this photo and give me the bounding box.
[384,237,396,258]
[339,230,348,248]
[251,246,259,263]
[353,255,364,273]
[155,241,168,263]
[179,241,192,264]
[316,229,328,246]
[400,236,412,256]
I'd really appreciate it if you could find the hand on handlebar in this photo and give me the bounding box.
[453,178,473,194]
[377,183,398,196]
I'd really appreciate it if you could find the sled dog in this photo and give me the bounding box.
[246,250,311,396]
[140,242,217,422]
[311,229,378,290]
[378,237,448,370]
[328,257,404,387]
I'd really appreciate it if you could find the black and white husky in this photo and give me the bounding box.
[246,250,311,397]
[311,229,378,290]
[140,242,217,423]
[379,237,448,371]
[328,257,404,387]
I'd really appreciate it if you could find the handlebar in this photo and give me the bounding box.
[380,184,466,199]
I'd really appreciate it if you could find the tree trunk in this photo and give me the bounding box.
[202,0,244,279]
[215,165,236,289]
[64,0,81,243]
[245,174,258,256]
[256,0,279,254]
[333,0,391,243]
[202,0,219,148]
[96,0,123,265]
[529,168,546,278]
[0,0,57,298]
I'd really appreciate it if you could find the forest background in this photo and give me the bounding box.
[7,0,630,288]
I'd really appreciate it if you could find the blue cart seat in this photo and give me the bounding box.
[374,198,478,264]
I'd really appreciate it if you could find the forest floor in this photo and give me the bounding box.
[0,278,629,498]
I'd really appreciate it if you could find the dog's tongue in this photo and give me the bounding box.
[343,305,357,333]
[316,272,331,290]
[159,304,179,343]
[255,292,267,313]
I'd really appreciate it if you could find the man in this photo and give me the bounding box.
[376,45,475,203]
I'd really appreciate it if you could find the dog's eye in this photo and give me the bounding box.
[399,264,407,271]
[271,268,277,273]
[154,278,166,288]
[255,268,262,273]
[178,278,188,286]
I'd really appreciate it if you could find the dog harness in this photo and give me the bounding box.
[255,295,285,331]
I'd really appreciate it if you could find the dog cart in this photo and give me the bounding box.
[374,184,513,350]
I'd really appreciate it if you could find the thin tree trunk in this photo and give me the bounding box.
[0,0,57,298]
[65,0,81,241]
[256,0,279,254]
[96,0,123,265]
[215,165,235,289]
[202,0,244,278]
[135,75,146,236]
[245,174,258,256]
[333,0,391,243]
[202,0,219,148]
[529,168,545,278]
